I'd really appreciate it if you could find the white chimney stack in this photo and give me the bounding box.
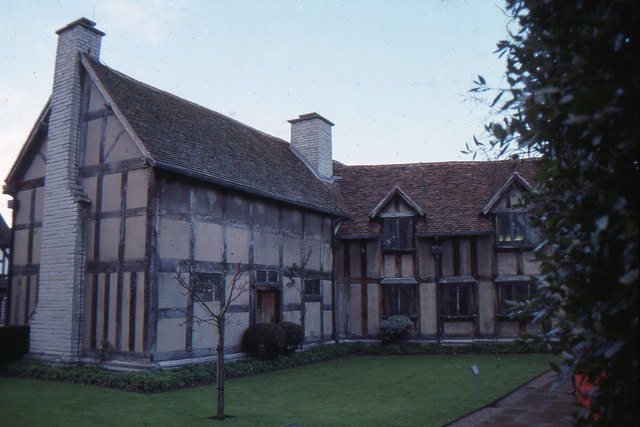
[31,18,104,362]
[289,113,334,181]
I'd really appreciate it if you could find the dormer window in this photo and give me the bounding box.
[382,216,413,251]
[496,212,540,248]
[369,185,424,253]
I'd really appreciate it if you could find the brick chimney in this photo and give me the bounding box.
[30,18,104,362]
[289,113,334,181]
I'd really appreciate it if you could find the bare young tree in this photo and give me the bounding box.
[175,267,249,421]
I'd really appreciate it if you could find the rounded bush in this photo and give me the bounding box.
[241,323,286,359]
[279,322,304,354]
[379,315,413,345]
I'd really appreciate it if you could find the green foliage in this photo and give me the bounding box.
[0,354,551,426]
[278,322,304,354]
[241,323,286,359]
[379,315,413,345]
[0,326,29,363]
[1,341,549,393]
[472,1,639,424]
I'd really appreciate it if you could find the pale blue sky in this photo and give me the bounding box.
[0,0,511,221]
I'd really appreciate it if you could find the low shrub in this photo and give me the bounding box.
[1,341,551,393]
[379,315,413,345]
[241,323,286,359]
[279,322,304,354]
[0,326,29,363]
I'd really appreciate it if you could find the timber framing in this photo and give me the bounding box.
[4,18,543,366]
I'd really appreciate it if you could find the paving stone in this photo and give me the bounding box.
[446,371,578,426]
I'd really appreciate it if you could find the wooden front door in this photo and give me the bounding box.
[256,290,280,323]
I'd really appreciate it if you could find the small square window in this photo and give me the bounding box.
[190,272,224,302]
[256,270,266,283]
[304,279,321,297]
[256,269,278,284]
[268,270,278,283]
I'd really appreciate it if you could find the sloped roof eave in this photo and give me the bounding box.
[80,54,155,164]
[153,161,350,218]
[369,185,425,218]
[83,56,348,218]
[5,99,51,187]
[481,171,535,215]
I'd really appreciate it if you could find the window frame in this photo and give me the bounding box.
[255,269,279,285]
[496,280,536,318]
[190,272,224,303]
[381,283,417,319]
[381,216,414,252]
[303,278,322,302]
[439,280,476,319]
[495,211,540,249]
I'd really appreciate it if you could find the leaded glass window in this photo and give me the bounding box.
[497,281,536,315]
[382,217,412,251]
[440,283,473,317]
[190,272,224,302]
[382,283,416,317]
[496,213,540,248]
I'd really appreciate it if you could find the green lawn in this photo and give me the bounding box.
[0,354,549,426]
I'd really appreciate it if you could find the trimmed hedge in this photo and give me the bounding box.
[279,322,304,354]
[1,341,550,393]
[379,315,413,344]
[241,323,286,359]
[0,326,29,363]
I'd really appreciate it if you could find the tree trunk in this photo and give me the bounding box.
[216,319,225,420]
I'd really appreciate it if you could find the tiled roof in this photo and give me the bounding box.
[84,56,348,217]
[333,159,538,237]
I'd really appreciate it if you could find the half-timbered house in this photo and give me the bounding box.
[3,19,540,367]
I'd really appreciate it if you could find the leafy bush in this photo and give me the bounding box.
[469,0,639,424]
[279,322,304,354]
[241,323,286,359]
[0,341,550,393]
[379,315,413,344]
[0,326,29,363]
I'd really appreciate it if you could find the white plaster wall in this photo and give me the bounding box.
[12,230,29,265]
[349,283,362,334]
[99,217,119,260]
[84,119,101,165]
[126,169,148,209]
[156,318,185,352]
[477,281,495,335]
[226,227,249,263]
[157,272,188,309]
[104,120,139,162]
[252,230,279,265]
[367,283,379,335]
[419,283,437,335]
[101,173,121,212]
[124,216,146,259]
[444,321,474,336]
[159,218,190,259]
[23,150,46,180]
[523,251,541,274]
[304,302,322,338]
[497,252,517,276]
[477,237,494,277]
[195,222,223,262]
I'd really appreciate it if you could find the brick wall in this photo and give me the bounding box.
[289,113,334,181]
[30,19,104,362]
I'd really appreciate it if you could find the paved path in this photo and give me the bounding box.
[446,371,577,426]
